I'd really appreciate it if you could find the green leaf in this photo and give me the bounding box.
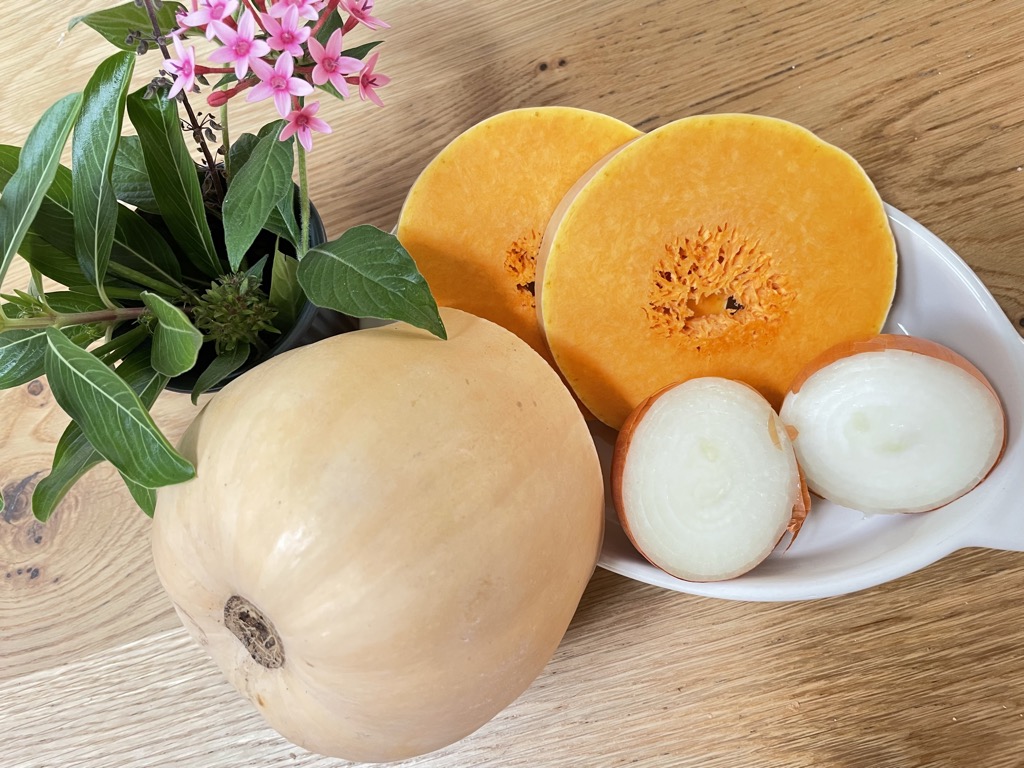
[314,8,344,46]
[343,40,385,61]
[0,295,106,390]
[120,473,156,516]
[298,225,447,339]
[244,254,270,282]
[213,73,239,90]
[31,424,99,522]
[140,292,202,376]
[0,148,76,257]
[1,148,179,292]
[223,124,293,270]
[68,1,184,52]
[17,235,68,277]
[190,342,250,404]
[32,346,168,521]
[0,328,49,389]
[270,251,302,330]
[0,94,82,288]
[17,233,82,287]
[45,292,109,314]
[0,323,102,390]
[126,89,222,278]
[265,189,300,246]
[42,327,193,487]
[112,136,158,213]
[227,132,259,175]
[111,205,183,287]
[72,51,136,291]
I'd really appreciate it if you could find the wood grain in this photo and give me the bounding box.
[2,1,1024,766]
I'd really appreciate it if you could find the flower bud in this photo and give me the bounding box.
[207,89,231,107]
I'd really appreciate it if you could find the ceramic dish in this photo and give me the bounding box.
[593,204,1024,601]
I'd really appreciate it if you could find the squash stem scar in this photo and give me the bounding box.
[224,595,285,669]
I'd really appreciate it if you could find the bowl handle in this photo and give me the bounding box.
[960,481,1024,553]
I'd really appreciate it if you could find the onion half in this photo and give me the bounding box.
[780,335,1006,515]
[613,378,809,582]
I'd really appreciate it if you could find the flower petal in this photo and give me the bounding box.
[276,52,294,77]
[307,115,332,134]
[250,56,275,80]
[336,55,363,75]
[247,81,275,102]
[329,72,351,97]
[308,36,325,63]
[273,90,292,116]
[325,28,343,59]
[288,77,314,96]
[279,119,299,141]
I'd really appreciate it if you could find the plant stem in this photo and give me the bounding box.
[106,263,185,297]
[311,0,341,36]
[1,306,148,330]
[222,103,232,181]
[140,0,224,201]
[93,325,149,365]
[242,0,269,32]
[97,282,115,310]
[297,140,311,258]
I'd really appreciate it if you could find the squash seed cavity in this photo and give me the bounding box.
[224,594,285,669]
[504,230,542,308]
[647,224,792,341]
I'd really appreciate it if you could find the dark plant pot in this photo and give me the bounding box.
[166,201,358,394]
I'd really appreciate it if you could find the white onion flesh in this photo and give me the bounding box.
[614,378,804,582]
[780,348,1004,514]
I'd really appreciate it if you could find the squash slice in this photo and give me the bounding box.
[537,113,898,428]
[397,107,642,364]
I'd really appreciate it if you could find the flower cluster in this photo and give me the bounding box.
[165,0,390,151]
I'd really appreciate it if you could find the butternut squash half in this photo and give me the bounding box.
[397,107,642,364]
[536,113,898,428]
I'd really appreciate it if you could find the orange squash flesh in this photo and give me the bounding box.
[397,107,642,365]
[536,113,898,428]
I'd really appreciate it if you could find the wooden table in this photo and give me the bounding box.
[3,1,1023,766]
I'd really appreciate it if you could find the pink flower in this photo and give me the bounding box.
[308,29,362,98]
[165,35,198,98]
[280,101,332,152]
[175,0,200,30]
[268,0,321,21]
[180,0,239,39]
[262,7,311,57]
[351,52,390,107]
[340,0,389,30]
[209,11,271,79]
[248,52,314,116]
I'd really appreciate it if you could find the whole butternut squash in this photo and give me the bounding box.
[150,308,604,762]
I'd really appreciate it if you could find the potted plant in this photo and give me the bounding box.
[0,0,445,520]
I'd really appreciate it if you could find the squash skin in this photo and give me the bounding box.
[150,308,604,762]
[396,107,642,366]
[537,113,898,428]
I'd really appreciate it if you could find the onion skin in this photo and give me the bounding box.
[612,378,810,582]
[782,334,1007,514]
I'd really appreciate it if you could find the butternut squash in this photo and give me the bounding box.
[536,113,898,428]
[397,107,641,364]
[151,308,605,762]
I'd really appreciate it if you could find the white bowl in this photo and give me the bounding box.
[594,204,1024,601]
